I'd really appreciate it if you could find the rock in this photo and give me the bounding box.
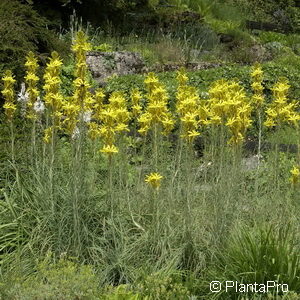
[248,44,268,62]
[241,155,263,171]
[86,51,223,84]
[293,43,300,55]
[86,51,145,84]
[219,33,234,44]
[245,20,282,32]
[151,62,223,73]
[264,41,284,58]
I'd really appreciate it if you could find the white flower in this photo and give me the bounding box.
[17,83,29,103]
[33,97,45,113]
[17,83,29,117]
[71,126,80,140]
[200,92,209,99]
[82,111,92,123]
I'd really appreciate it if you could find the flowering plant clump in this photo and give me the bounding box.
[176,68,200,143]
[138,72,174,136]
[207,79,252,145]
[98,91,130,156]
[264,78,300,128]
[2,30,300,292]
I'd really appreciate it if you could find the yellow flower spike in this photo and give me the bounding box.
[290,166,300,186]
[144,72,159,90]
[25,52,40,119]
[43,127,53,144]
[176,67,189,86]
[251,68,263,80]
[100,144,119,156]
[208,79,252,145]
[1,70,16,121]
[72,31,92,54]
[130,88,142,106]
[43,51,63,124]
[71,30,94,126]
[145,172,163,189]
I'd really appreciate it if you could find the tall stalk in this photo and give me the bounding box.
[153,123,158,171]
[257,109,262,164]
[9,120,19,184]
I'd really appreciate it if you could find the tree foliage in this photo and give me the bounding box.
[0,0,68,81]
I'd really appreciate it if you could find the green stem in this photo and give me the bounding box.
[138,136,147,188]
[109,155,114,214]
[9,120,19,184]
[185,142,193,235]
[257,109,262,164]
[154,123,158,171]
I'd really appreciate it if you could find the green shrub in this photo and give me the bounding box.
[207,224,300,299]
[103,285,141,300]
[0,0,68,81]
[93,43,114,52]
[0,254,101,300]
[137,272,190,300]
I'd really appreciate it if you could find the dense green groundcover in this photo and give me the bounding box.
[106,60,300,100]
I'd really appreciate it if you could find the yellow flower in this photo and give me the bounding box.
[115,123,129,132]
[138,126,149,136]
[264,118,276,127]
[100,144,119,156]
[145,172,163,189]
[132,104,142,116]
[176,68,189,85]
[88,122,100,140]
[251,68,263,79]
[162,117,175,135]
[290,166,300,186]
[288,113,300,127]
[43,127,53,144]
[131,88,142,106]
[186,130,200,142]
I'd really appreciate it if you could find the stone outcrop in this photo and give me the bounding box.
[86,51,225,85]
[86,51,145,85]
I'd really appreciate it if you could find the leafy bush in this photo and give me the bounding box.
[228,0,300,32]
[0,254,100,300]
[137,272,191,299]
[93,43,114,52]
[258,32,300,47]
[208,224,300,299]
[0,0,68,81]
[103,285,141,300]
